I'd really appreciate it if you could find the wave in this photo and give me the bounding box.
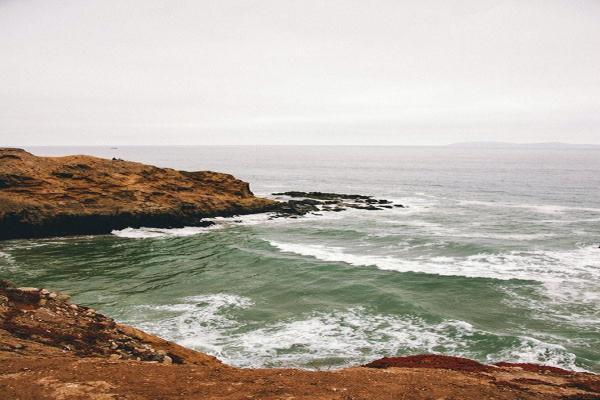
[130,293,253,356]
[110,212,297,238]
[0,251,17,273]
[458,200,600,215]
[269,241,600,303]
[376,219,560,240]
[409,191,600,215]
[486,336,579,370]
[110,203,414,239]
[128,295,583,371]
[0,251,14,263]
[268,241,600,284]
[111,226,223,238]
[500,283,600,328]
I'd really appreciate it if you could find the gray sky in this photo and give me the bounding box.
[1,0,599,145]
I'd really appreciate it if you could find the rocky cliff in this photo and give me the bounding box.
[1,282,598,400]
[0,148,277,240]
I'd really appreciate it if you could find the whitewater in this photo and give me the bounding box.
[1,145,599,372]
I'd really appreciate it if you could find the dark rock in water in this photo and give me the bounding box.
[297,198,322,206]
[393,204,406,208]
[273,191,372,200]
[347,204,383,211]
[288,199,320,212]
[271,199,319,218]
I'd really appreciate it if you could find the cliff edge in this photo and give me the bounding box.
[1,282,598,400]
[0,149,277,240]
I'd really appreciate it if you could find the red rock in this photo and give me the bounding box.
[363,354,494,372]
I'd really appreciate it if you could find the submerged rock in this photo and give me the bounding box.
[272,191,372,200]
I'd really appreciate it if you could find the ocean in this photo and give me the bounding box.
[1,145,599,372]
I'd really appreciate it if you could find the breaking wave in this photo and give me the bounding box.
[128,294,583,371]
[268,241,600,283]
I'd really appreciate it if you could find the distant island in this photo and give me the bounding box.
[447,141,600,148]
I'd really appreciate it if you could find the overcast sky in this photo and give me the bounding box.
[1,0,599,145]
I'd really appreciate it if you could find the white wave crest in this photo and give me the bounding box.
[268,241,600,284]
[131,293,253,356]
[128,296,583,371]
[458,200,600,215]
[229,310,475,368]
[486,336,581,371]
[111,225,224,238]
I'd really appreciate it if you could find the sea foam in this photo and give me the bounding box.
[128,294,583,370]
[111,226,222,238]
[268,241,600,284]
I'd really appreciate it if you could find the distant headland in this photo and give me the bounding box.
[447,141,600,148]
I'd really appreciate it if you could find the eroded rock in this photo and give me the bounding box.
[270,191,406,218]
[0,149,277,240]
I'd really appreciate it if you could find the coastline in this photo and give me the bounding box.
[0,148,278,240]
[1,282,598,400]
[2,149,598,398]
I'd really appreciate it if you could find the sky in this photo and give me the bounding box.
[1,0,599,146]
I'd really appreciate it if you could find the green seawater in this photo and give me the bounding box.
[1,146,599,372]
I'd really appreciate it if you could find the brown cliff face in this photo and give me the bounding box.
[1,282,598,400]
[0,148,277,240]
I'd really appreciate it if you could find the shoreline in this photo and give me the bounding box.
[2,149,598,398]
[1,282,598,399]
[0,149,401,240]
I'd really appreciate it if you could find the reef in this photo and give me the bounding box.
[271,191,405,218]
[1,282,598,400]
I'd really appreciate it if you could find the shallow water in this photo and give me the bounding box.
[1,146,599,372]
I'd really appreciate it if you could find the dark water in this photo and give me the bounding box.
[1,146,599,372]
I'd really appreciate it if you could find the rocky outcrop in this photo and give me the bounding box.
[0,149,413,239]
[0,149,277,240]
[0,280,217,366]
[271,191,406,218]
[1,282,598,400]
